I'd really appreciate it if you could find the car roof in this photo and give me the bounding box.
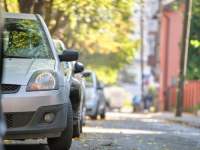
[4,12,37,20]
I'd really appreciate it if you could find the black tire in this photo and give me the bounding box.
[80,119,83,133]
[100,107,106,119]
[91,107,98,120]
[91,103,99,120]
[47,101,73,150]
[73,120,80,138]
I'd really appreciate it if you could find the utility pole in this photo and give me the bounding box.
[140,1,145,110]
[154,0,163,112]
[175,0,192,117]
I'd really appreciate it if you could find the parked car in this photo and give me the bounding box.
[0,7,6,150]
[82,70,106,119]
[104,87,125,111]
[53,39,86,136]
[2,12,79,150]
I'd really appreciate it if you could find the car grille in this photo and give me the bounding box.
[5,112,35,128]
[2,84,21,94]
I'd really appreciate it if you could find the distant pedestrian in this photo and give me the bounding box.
[145,94,152,110]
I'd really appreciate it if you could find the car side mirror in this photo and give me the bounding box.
[58,50,78,62]
[82,71,92,77]
[74,62,84,74]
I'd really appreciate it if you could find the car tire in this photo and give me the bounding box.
[100,107,105,119]
[91,104,98,120]
[47,101,73,150]
[73,120,80,138]
[80,119,83,133]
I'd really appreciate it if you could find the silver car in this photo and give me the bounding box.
[2,12,78,150]
[83,70,106,119]
[0,7,6,150]
[53,39,86,136]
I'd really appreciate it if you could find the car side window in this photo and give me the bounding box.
[54,41,63,55]
[53,40,70,71]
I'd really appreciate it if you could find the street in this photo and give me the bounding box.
[4,110,200,150]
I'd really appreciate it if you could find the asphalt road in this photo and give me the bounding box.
[4,110,200,150]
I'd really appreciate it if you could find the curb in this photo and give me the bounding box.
[165,119,200,129]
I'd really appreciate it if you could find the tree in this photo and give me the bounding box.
[52,0,140,83]
[186,0,200,80]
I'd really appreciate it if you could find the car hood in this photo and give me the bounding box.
[2,58,55,85]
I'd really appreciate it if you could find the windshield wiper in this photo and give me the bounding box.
[3,55,33,59]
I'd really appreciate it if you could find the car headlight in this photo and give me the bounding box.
[26,70,59,91]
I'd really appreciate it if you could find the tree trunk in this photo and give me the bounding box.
[4,0,9,12]
[45,0,53,27]
[34,0,46,17]
[50,10,64,36]
[18,0,35,13]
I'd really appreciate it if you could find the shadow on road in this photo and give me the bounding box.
[5,144,49,150]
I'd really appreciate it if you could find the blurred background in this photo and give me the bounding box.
[1,0,200,115]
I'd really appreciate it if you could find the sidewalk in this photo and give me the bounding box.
[151,112,200,128]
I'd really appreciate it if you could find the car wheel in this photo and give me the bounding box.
[80,119,83,133]
[91,104,98,120]
[47,101,73,150]
[73,120,80,138]
[100,107,106,119]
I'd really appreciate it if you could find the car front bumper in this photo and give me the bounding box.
[2,86,70,112]
[4,104,68,140]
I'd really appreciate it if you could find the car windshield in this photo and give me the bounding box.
[3,18,53,59]
[84,75,93,87]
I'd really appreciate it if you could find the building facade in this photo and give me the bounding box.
[148,0,185,111]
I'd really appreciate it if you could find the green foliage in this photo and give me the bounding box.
[170,2,181,11]
[186,0,200,80]
[4,0,19,13]
[190,40,200,48]
[52,0,139,84]
[195,104,200,111]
